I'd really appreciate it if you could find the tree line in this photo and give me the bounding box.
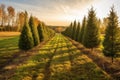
[19,11,55,50]
[62,6,120,63]
[0,4,40,31]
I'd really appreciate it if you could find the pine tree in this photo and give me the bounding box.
[19,11,34,50]
[42,24,48,41]
[79,16,87,44]
[76,22,81,41]
[37,23,44,42]
[62,22,73,38]
[67,23,72,38]
[103,7,120,63]
[72,20,77,40]
[29,16,39,46]
[83,7,100,50]
[68,23,73,38]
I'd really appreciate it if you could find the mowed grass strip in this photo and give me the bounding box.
[10,34,60,80]
[10,34,111,80]
[0,36,19,66]
[50,35,111,80]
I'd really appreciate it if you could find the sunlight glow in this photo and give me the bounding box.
[0,0,120,26]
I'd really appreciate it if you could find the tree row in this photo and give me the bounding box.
[62,6,120,63]
[0,4,40,31]
[19,11,55,50]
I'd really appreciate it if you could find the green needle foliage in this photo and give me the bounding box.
[83,7,100,50]
[76,22,81,41]
[37,23,44,42]
[72,20,77,40]
[62,22,73,38]
[103,7,120,63]
[79,16,87,44]
[29,16,40,46]
[19,11,34,50]
[68,23,73,38]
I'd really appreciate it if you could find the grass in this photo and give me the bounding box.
[0,32,20,68]
[10,34,111,80]
[0,36,19,66]
[0,32,20,37]
[0,32,20,40]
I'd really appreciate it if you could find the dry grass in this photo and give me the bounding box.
[69,38,120,79]
[0,32,20,37]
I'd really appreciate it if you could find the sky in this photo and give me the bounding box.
[0,0,120,26]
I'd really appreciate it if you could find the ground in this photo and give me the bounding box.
[0,33,111,80]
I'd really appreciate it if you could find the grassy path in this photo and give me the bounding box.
[8,34,111,80]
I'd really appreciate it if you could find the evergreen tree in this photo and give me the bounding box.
[19,11,34,50]
[76,22,81,41]
[42,24,48,41]
[72,20,77,40]
[29,16,39,46]
[69,23,73,38]
[83,7,100,50]
[79,16,87,44]
[62,22,73,38]
[103,7,120,63]
[37,23,44,42]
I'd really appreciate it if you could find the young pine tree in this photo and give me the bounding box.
[72,20,77,40]
[83,7,100,51]
[76,22,81,41]
[79,16,87,44]
[19,11,34,50]
[29,16,40,46]
[42,24,48,41]
[103,7,120,63]
[37,23,44,42]
[68,23,73,38]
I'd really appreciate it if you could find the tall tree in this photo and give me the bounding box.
[0,4,6,27]
[66,22,73,38]
[101,17,109,34]
[0,6,2,25]
[103,7,120,63]
[7,6,15,26]
[76,22,81,41]
[72,20,77,40]
[83,7,100,51]
[37,23,44,42]
[29,16,40,46]
[19,11,34,50]
[79,16,87,44]
[17,12,26,31]
[68,22,73,38]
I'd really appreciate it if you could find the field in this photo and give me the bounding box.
[0,0,120,80]
[0,33,111,80]
[0,32,20,68]
[0,32,20,40]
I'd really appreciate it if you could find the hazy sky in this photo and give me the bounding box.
[0,0,120,26]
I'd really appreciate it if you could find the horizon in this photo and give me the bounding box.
[0,0,120,26]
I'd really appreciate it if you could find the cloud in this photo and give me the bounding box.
[0,0,120,26]
[0,0,98,25]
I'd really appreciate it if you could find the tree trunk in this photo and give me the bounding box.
[112,57,114,63]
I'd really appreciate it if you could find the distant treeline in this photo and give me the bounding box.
[0,4,42,32]
[0,4,55,50]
